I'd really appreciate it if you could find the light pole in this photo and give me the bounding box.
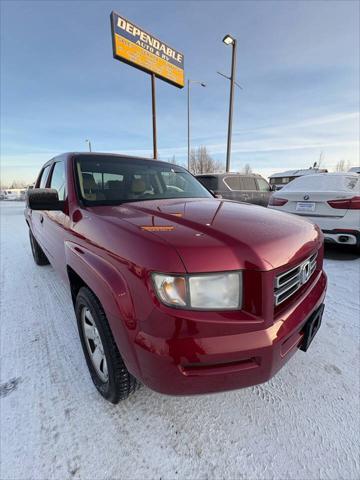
[85,139,92,152]
[187,79,206,170]
[222,34,237,172]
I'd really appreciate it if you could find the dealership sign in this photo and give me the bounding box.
[110,12,185,88]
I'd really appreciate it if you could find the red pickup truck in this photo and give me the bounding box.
[25,153,327,403]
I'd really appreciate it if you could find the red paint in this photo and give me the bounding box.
[25,153,327,395]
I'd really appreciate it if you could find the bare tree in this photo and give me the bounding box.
[189,146,222,175]
[312,152,325,169]
[335,160,349,172]
[242,163,252,174]
[317,151,325,169]
[167,155,187,168]
[10,180,27,189]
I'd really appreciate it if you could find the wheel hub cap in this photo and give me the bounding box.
[81,307,108,382]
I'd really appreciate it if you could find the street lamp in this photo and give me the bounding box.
[222,33,237,172]
[187,79,206,170]
[223,34,235,45]
[85,139,92,152]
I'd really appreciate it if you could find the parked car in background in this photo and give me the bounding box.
[1,189,27,200]
[269,168,328,190]
[348,166,360,174]
[196,173,272,206]
[269,173,360,247]
[25,152,326,404]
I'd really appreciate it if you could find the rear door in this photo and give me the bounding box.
[222,175,257,203]
[238,176,258,204]
[30,164,52,247]
[221,175,241,200]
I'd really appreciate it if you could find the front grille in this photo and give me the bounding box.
[274,252,317,306]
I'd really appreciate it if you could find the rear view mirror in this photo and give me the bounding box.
[270,185,277,192]
[27,188,64,211]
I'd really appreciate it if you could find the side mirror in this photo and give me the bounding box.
[27,188,64,211]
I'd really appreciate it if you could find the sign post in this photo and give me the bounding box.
[110,12,184,159]
[151,73,157,159]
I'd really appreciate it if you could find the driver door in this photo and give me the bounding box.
[42,160,70,277]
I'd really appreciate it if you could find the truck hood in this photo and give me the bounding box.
[94,198,321,272]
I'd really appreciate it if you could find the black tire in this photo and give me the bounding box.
[75,287,139,403]
[29,228,49,265]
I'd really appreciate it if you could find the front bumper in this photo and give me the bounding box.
[133,270,327,395]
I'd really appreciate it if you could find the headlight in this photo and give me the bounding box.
[152,272,242,310]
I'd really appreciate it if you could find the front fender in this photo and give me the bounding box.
[65,241,141,378]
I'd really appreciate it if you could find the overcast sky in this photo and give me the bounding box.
[1,0,359,184]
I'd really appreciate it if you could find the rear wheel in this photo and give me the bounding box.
[75,287,139,403]
[29,229,49,265]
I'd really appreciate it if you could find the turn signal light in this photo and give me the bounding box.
[269,197,288,206]
[327,196,360,210]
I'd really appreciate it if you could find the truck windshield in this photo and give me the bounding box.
[75,155,212,205]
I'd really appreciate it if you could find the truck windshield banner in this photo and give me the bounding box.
[110,11,185,88]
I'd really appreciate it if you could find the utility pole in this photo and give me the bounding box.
[222,34,237,172]
[85,139,92,152]
[151,74,158,159]
[187,79,190,170]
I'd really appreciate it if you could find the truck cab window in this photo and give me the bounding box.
[39,165,52,188]
[49,162,67,200]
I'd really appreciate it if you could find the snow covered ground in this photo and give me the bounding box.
[1,202,359,480]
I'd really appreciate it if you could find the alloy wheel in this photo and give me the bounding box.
[81,307,108,382]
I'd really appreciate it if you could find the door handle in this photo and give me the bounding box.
[40,215,44,224]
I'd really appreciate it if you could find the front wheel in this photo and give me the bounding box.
[29,229,49,265]
[75,287,139,403]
